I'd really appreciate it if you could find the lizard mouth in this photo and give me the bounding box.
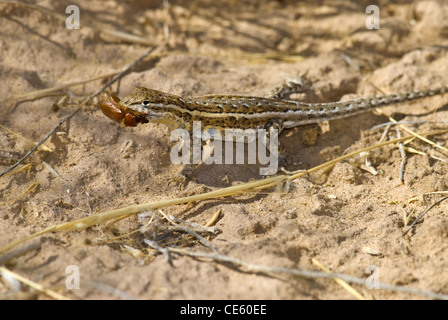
[100,91,149,127]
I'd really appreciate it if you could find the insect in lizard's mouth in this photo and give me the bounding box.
[100,90,149,127]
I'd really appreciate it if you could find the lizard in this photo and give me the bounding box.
[99,80,447,176]
[100,82,448,133]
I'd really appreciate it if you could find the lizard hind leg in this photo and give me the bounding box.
[268,73,312,100]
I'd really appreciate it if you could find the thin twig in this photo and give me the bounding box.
[0,46,159,178]
[403,195,448,236]
[371,120,437,130]
[396,127,407,183]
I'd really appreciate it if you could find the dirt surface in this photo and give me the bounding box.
[1,0,448,300]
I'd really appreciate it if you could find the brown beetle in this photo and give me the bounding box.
[100,90,148,127]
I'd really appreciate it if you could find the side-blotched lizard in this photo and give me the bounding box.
[100,82,447,133]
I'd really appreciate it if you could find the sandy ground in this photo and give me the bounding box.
[1,0,448,300]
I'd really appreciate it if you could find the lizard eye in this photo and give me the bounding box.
[142,100,150,106]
